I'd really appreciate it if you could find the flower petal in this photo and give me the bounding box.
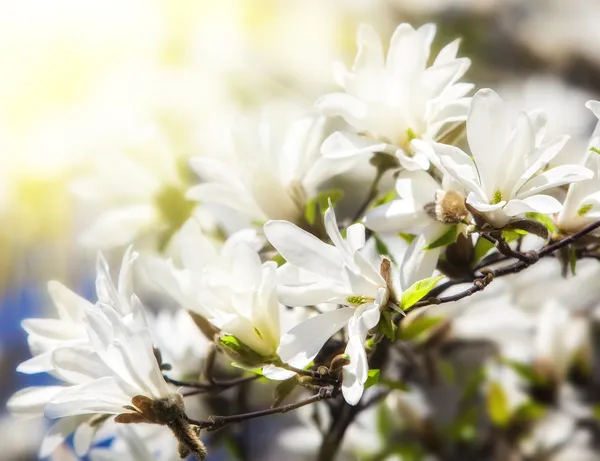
[277,307,354,368]
[503,195,563,216]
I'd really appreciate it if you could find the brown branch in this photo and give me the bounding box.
[185,385,339,431]
[412,220,600,311]
[165,374,259,395]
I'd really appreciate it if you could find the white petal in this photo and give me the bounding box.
[517,165,593,198]
[7,386,63,416]
[354,24,385,70]
[467,89,511,190]
[277,307,354,368]
[315,93,368,127]
[40,416,89,458]
[262,365,296,381]
[397,149,430,171]
[47,281,91,324]
[44,377,129,418]
[503,195,563,216]
[320,131,391,159]
[264,220,343,281]
[80,206,156,249]
[586,100,600,120]
[400,231,442,290]
[363,199,426,234]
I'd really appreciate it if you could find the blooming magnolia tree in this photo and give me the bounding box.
[9,23,600,461]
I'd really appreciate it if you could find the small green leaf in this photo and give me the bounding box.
[502,359,545,387]
[525,212,557,233]
[401,276,444,311]
[472,235,496,264]
[438,359,456,385]
[591,146,600,156]
[578,204,593,216]
[273,377,298,407]
[365,369,381,389]
[373,189,397,208]
[304,189,344,225]
[378,311,397,342]
[272,253,286,267]
[398,232,416,244]
[374,236,392,261]
[570,247,577,276]
[399,315,444,341]
[487,381,510,427]
[422,226,458,250]
[379,378,409,391]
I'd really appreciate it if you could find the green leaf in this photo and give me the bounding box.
[273,377,298,407]
[379,378,409,391]
[525,212,556,234]
[502,230,522,242]
[401,276,444,311]
[304,189,344,225]
[365,369,381,389]
[374,236,393,261]
[502,360,545,387]
[591,146,600,156]
[372,189,397,208]
[472,235,496,264]
[570,247,577,276]
[378,311,397,342]
[487,381,511,427]
[447,407,478,443]
[438,359,456,385]
[422,225,458,250]
[272,254,286,267]
[399,315,444,341]
[398,232,416,244]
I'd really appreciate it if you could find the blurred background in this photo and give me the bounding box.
[2,0,600,459]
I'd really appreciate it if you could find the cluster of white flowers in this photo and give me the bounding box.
[9,21,600,461]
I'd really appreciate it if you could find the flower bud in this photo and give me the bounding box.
[217,335,275,369]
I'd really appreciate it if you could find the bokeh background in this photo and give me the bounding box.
[2,0,600,459]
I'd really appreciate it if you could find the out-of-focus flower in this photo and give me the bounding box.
[188,105,356,226]
[7,249,205,458]
[318,23,472,170]
[431,89,592,228]
[89,425,180,461]
[17,249,137,374]
[147,218,296,379]
[265,205,390,404]
[556,101,600,234]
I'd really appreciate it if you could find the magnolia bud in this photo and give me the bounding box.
[217,335,274,369]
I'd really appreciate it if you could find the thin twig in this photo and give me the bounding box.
[186,386,338,431]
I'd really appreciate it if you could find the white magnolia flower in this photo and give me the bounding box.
[317,23,472,171]
[89,425,180,461]
[148,308,211,380]
[363,169,469,279]
[188,104,355,226]
[556,101,600,234]
[264,205,391,405]
[17,249,137,375]
[148,218,297,379]
[429,89,593,228]
[7,249,196,458]
[72,127,194,249]
[534,300,588,382]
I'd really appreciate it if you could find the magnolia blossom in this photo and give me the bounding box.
[533,300,588,382]
[7,250,181,457]
[556,101,600,234]
[264,205,390,405]
[18,249,137,374]
[363,170,468,278]
[89,425,180,461]
[429,89,593,228]
[72,127,194,249]
[147,218,297,379]
[187,105,355,225]
[317,23,472,170]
